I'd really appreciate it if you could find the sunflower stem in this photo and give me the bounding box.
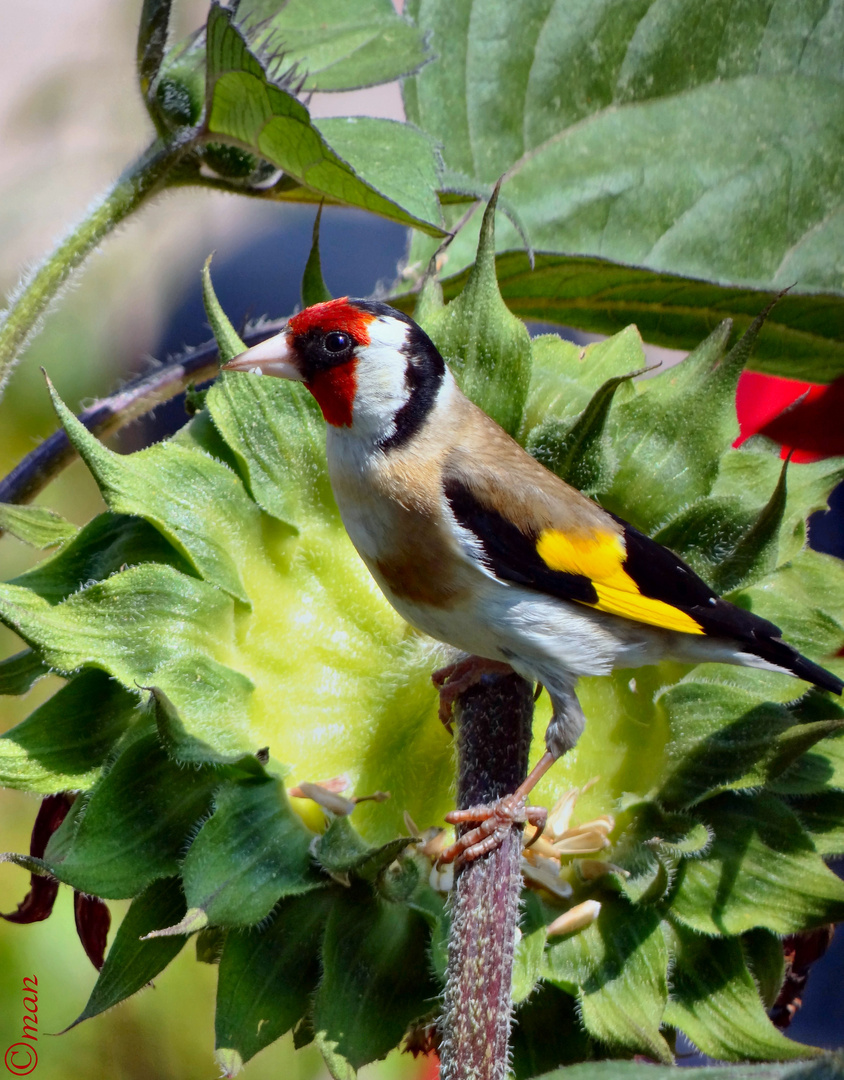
[0,132,195,399]
[439,669,534,1080]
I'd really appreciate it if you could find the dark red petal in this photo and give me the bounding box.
[74,891,112,970]
[760,376,844,459]
[30,792,73,857]
[735,371,816,443]
[770,925,835,1030]
[0,873,59,924]
[0,793,73,924]
[734,371,831,463]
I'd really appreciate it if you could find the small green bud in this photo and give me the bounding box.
[202,143,261,180]
[154,69,203,128]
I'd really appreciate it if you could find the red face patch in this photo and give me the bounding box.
[288,298,373,346]
[308,360,358,428]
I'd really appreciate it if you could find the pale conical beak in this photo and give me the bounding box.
[222,331,304,381]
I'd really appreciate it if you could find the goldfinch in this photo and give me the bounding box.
[224,298,843,860]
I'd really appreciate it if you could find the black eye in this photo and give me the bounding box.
[323,331,351,354]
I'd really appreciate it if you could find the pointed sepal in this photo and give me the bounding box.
[301,206,333,308]
[180,776,321,927]
[67,877,187,1028]
[202,255,246,362]
[421,184,532,436]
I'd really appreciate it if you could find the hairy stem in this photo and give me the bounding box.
[0,322,284,514]
[0,133,195,398]
[439,670,534,1080]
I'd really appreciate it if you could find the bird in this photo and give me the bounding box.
[223,297,844,861]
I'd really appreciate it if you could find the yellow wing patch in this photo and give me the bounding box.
[536,527,704,635]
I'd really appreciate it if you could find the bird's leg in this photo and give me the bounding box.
[439,750,557,863]
[432,655,515,732]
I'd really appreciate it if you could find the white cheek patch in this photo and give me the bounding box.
[349,318,414,437]
[366,317,412,353]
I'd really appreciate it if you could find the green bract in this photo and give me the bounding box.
[1,217,844,1077]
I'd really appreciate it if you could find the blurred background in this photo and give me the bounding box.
[0,3,841,1078]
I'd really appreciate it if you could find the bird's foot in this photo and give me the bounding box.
[431,656,514,732]
[439,796,548,863]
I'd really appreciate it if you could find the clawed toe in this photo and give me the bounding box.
[432,656,515,734]
[439,796,547,863]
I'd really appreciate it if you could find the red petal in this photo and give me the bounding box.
[0,873,59,924]
[0,793,72,924]
[74,892,112,970]
[760,376,844,459]
[735,371,842,462]
[30,793,73,858]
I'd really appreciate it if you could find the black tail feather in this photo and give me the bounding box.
[749,634,843,696]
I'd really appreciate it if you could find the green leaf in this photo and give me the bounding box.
[713,445,844,567]
[0,502,77,548]
[0,564,236,697]
[525,369,639,496]
[421,188,532,436]
[663,921,814,1061]
[147,654,254,759]
[512,889,547,1004]
[651,495,761,587]
[207,374,332,528]
[611,802,711,907]
[313,815,415,882]
[11,513,195,604]
[215,890,333,1067]
[743,928,788,1011]
[48,383,261,603]
[511,982,593,1079]
[731,549,844,665]
[791,791,844,857]
[396,254,844,382]
[301,206,333,308]
[313,884,437,1071]
[315,116,444,234]
[181,777,320,926]
[0,669,139,793]
[42,731,218,898]
[543,896,672,1063]
[204,5,443,234]
[240,0,432,92]
[70,877,187,1026]
[771,720,844,796]
[500,77,844,294]
[149,682,261,772]
[0,649,50,696]
[671,792,844,936]
[601,320,745,532]
[657,678,842,808]
[520,325,643,437]
[202,255,245,362]
[405,3,844,302]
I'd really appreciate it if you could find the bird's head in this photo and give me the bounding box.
[223,298,446,447]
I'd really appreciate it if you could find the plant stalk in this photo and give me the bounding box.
[0,133,195,398]
[439,669,534,1080]
[0,322,285,516]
